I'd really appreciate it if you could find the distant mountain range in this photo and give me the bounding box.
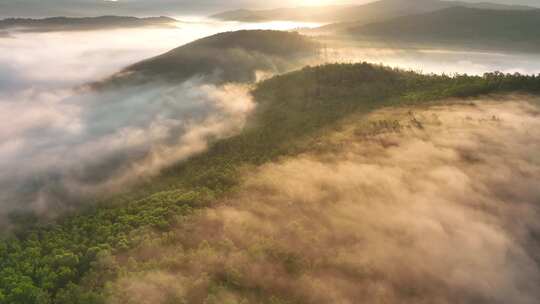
[0,16,177,32]
[213,0,540,53]
[345,7,540,52]
[212,0,533,24]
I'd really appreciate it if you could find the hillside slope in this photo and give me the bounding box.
[2,61,540,303]
[109,97,540,304]
[99,30,320,87]
[347,7,540,52]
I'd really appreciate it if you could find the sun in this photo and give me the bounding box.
[296,0,338,6]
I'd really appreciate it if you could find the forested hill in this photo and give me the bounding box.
[98,30,321,87]
[0,16,177,32]
[211,0,533,23]
[2,61,540,303]
[346,7,540,52]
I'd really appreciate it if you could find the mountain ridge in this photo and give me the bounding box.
[0,15,177,32]
[97,30,320,88]
[345,6,540,52]
[4,59,540,303]
[211,0,535,23]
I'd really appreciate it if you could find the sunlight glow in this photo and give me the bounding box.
[296,0,340,6]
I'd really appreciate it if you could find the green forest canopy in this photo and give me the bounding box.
[1,63,540,303]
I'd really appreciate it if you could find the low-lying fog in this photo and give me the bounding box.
[0,18,322,223]
[111,97,540,304]
[321,44,540,76]
[0,17,323,89]
[2,16,540,223]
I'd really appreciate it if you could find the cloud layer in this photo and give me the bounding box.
[0,24,315,224]
[109,97,540,304]
[0,79,254,221]
[315,43,540,76]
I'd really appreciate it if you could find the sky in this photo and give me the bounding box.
[1,0,538,18]
[0,0,353,17]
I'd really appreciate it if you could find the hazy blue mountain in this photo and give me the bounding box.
[212,0,533,23]
[0,16,177,32]
[347,7,540,52]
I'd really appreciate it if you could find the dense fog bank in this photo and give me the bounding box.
[111,98,540,304]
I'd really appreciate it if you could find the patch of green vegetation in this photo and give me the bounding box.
[1,63,540,303]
